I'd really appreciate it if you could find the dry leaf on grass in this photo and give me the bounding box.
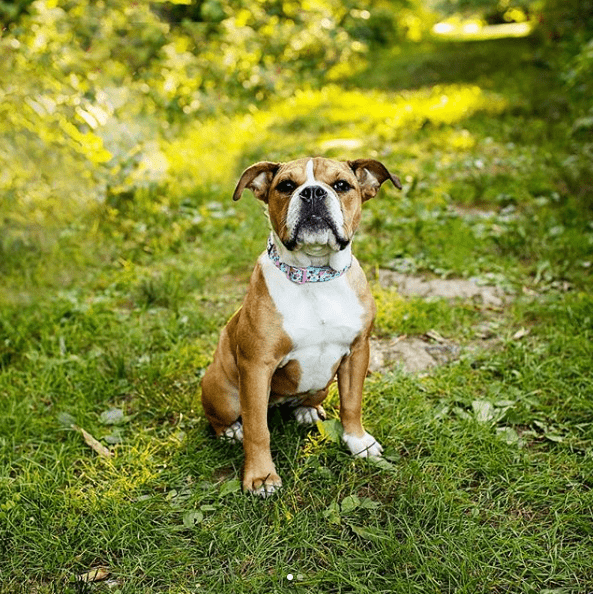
[77,567,110,583]
[76,426,112,458]
[512,327,530,340]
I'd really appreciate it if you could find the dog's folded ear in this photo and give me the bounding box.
[348,159,402,201]
[233,161,281,202]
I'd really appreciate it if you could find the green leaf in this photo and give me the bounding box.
[182,510,204,528]
[472,399,495,423]
[432,402,450,420]
[314,465,333,480]
[317,419,343,443]
[219,479,241,496]
[369,456,397,471]
[104,427,125,444]
[453,406,472,420]
[57,412,76,428]
[359,497,381,510]
[341,495,360,513]
[99,408,128,425]
[200,504,218,513]
[496,426,521,445]
[323,501,341,524]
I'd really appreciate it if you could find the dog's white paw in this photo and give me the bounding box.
[220,420,243,442]
[342,431,383,458]
[293,405,326,425]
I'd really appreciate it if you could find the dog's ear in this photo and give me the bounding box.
[348,159,402,201]
[232,161,281,202]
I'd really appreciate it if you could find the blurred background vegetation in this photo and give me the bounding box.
[1,0,592,311]
[1,0,591,241]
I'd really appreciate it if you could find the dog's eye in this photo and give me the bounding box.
[276,179,297,194]
[332,180,352,193]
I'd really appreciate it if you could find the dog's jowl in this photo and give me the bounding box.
[201,157,401,496]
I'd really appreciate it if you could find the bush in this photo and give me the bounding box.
[0,0,413,234]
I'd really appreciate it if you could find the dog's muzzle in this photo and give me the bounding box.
[284,185,349,252]
[298,185,332,232]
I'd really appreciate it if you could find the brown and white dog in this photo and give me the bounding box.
[201,157,401,495]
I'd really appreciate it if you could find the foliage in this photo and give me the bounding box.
[433,0,532,21]
[0,0,420,265]
[539,0,593,41]
[0,0,34,25]
[0,0,169,245]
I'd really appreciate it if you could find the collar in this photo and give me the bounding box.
[267,236,351,284]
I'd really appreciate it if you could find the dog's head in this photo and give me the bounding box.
[232,157,401,255]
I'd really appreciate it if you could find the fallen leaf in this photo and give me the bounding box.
[77,567,109,583]
[425,329,446,343]
[76,426,112,458]
[59,414,112,457]
[512,327,530,340]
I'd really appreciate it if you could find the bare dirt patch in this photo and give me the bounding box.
[377,269,506,307]
[370,270,507,373]
[369,334,461,374]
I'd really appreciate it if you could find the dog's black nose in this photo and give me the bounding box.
[300,185,327,202]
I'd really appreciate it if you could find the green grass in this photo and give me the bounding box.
[1,36,593,593]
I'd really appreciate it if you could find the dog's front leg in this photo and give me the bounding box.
[337,335,383,458]
[238,359,282,496]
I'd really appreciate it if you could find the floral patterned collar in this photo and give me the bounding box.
[267,236,351,284]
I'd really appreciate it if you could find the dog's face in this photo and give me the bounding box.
[233,157,401,254]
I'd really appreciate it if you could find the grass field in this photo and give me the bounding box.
[1,35,593,593]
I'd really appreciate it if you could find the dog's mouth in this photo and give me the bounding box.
[284,215,349,252]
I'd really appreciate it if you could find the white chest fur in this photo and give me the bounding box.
[260,254,365,393]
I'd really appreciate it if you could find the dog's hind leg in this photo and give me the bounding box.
[200,327,242,438]
[201,369,241,438]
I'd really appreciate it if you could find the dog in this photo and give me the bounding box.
[201,157,401,495]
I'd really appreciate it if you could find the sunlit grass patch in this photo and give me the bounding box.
[164,83,507,194]
[58,443,163,506]
[372,283,482,337]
